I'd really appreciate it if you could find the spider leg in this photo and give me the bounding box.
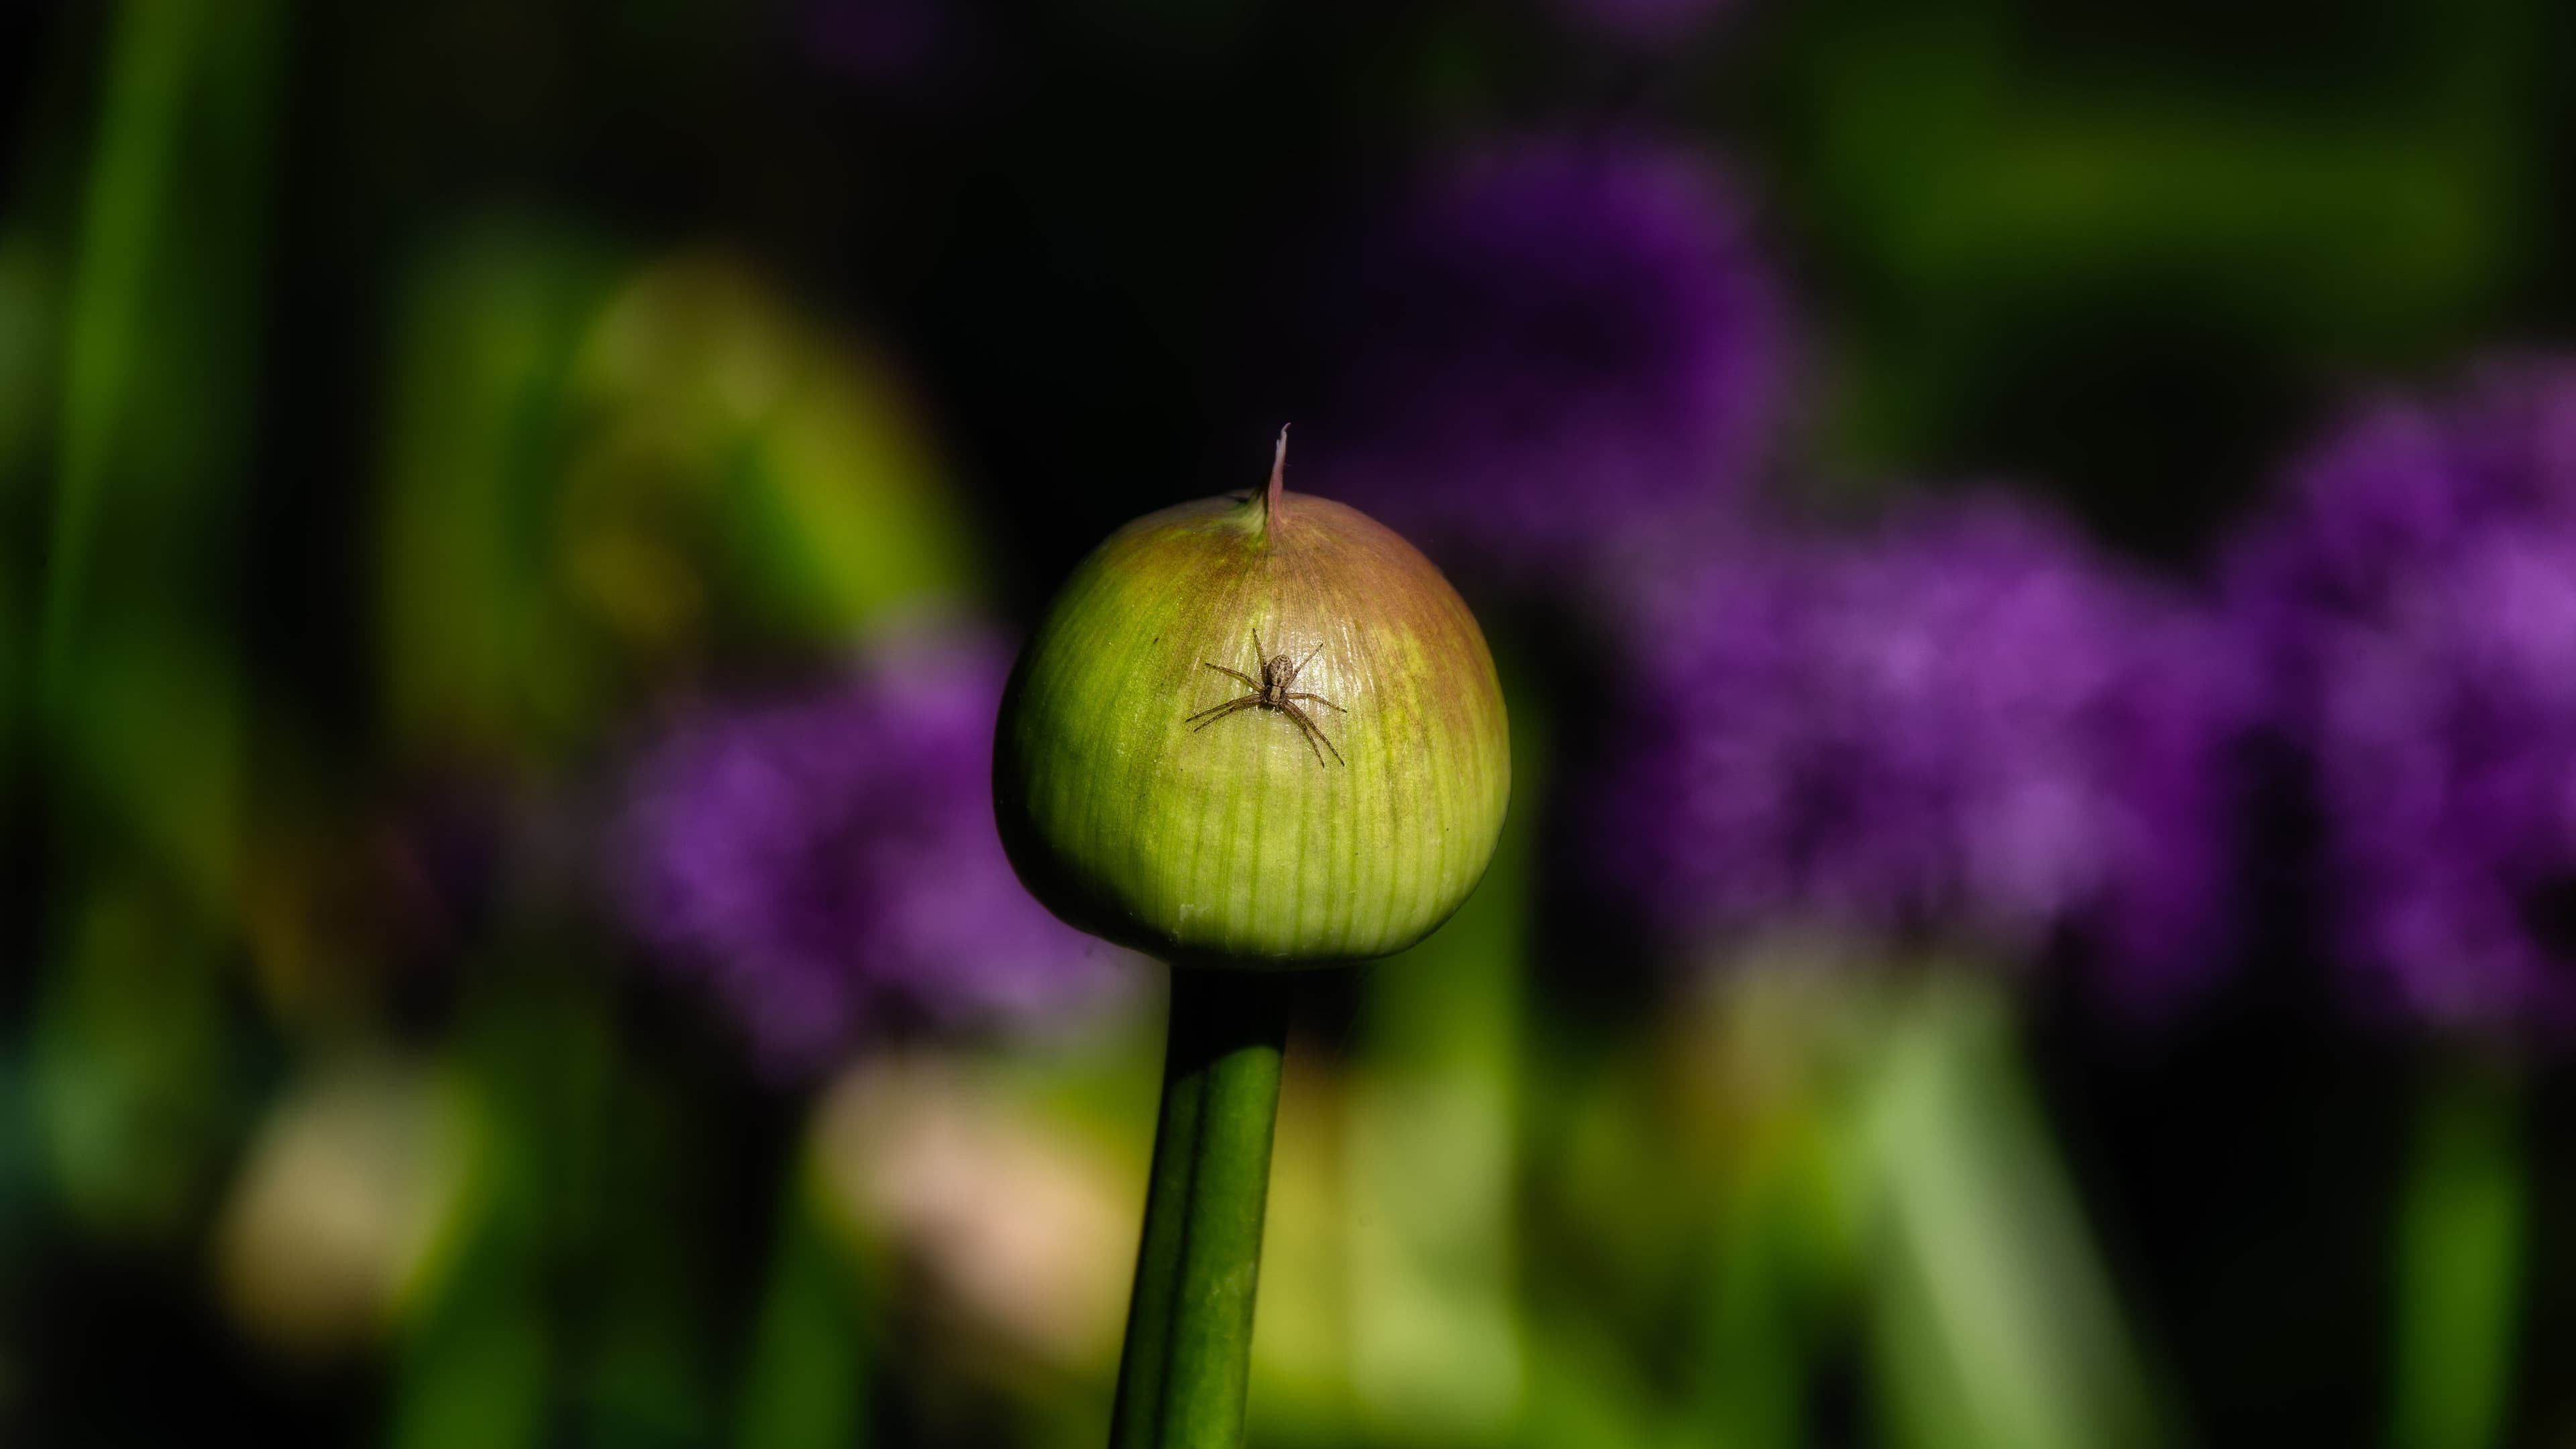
[1286,640,1325,686]
[1186,696,1260,727]
[1279,700,1344,765]
[1280,704,1327,766]
[1301,705,1346,765]
[1202,661,1260,690]
[1282,691,1346,713]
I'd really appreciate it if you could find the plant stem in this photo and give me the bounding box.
[2390,1055,2524,1449]
[1864,972,2165,1449]
[1110,969,1293,1449]
[733,1155,872,1449]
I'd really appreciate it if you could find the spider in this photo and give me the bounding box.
[1185,629,1348,766]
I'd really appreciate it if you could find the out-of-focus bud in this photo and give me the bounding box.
[211,1057,476,1360]
[570,252,981,643]
[377,232,979,759]
[810,1055,1134,1378]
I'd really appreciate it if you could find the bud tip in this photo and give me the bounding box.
[1265,425,1289,531]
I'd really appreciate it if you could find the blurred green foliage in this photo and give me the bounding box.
[21,0,285,1259]
[1760,0,2552,549]
[376,231,981,762]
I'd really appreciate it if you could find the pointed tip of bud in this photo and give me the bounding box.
[1264,425,1289,533]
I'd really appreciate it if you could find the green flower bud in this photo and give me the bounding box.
[996,433,1509,967]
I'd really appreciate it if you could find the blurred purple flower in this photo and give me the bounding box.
[1283,136,1790,577]
[612,633,1120,1075]
[1554,0,1735,44]
[2229,364,2576,633]
[2230,364,2576,1032]
[795,0,984,101]
[1593,500,2251,1010]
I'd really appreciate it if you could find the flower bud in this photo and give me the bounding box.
[996,435,1509,967]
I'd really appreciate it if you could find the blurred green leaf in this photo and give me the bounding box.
[21,0,288,1245]
[40,0,283,700]
[387,962,620,1449]
[1515,1314,1697,1449]
[50,619,244,915]
[378,240,985,761]
[1860,976,2169,1449]
[574,254,983,638]
[386,1170,551,1449]
[732,1161,875,1449]
[28,871,242,1240]
[1778,0,2541,488]
[375,221,625,758]
[2390,1059,2524,1449]
[0,233,54,496]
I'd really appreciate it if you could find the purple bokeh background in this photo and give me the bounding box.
[1591,498,2255,1014]
[2231,363,2576,1034]
[1279,136,1792,580]
[612,631,1123,1076]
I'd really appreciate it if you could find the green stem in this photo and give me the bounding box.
[733,1155,872,1449]
[1110,969,1293,1449]
[1863,973,2165,1449]
[2390,1055,2524,1449]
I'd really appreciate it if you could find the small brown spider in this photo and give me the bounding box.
[1185,629,1348,766]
